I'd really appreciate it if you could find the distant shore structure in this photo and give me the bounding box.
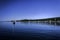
[16,17,60,25]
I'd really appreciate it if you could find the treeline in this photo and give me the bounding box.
[16,17,60,22]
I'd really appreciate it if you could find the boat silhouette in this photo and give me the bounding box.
[13,22,15,24]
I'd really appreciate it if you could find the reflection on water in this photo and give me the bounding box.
[0,21,60,40]
[20,21,60,26]
[12,22,15,33]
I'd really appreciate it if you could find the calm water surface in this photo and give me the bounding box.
[0,22,60,40]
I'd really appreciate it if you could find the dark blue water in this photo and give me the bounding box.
[0,22,60,40]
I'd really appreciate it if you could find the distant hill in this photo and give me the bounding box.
[16,17,60,22]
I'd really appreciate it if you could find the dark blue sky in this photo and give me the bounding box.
[0,0,60,21]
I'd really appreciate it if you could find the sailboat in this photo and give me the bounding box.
[13,22,15,24]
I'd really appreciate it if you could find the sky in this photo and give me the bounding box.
[0,0,60,21]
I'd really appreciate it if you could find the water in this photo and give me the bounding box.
[0,22,60,40]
